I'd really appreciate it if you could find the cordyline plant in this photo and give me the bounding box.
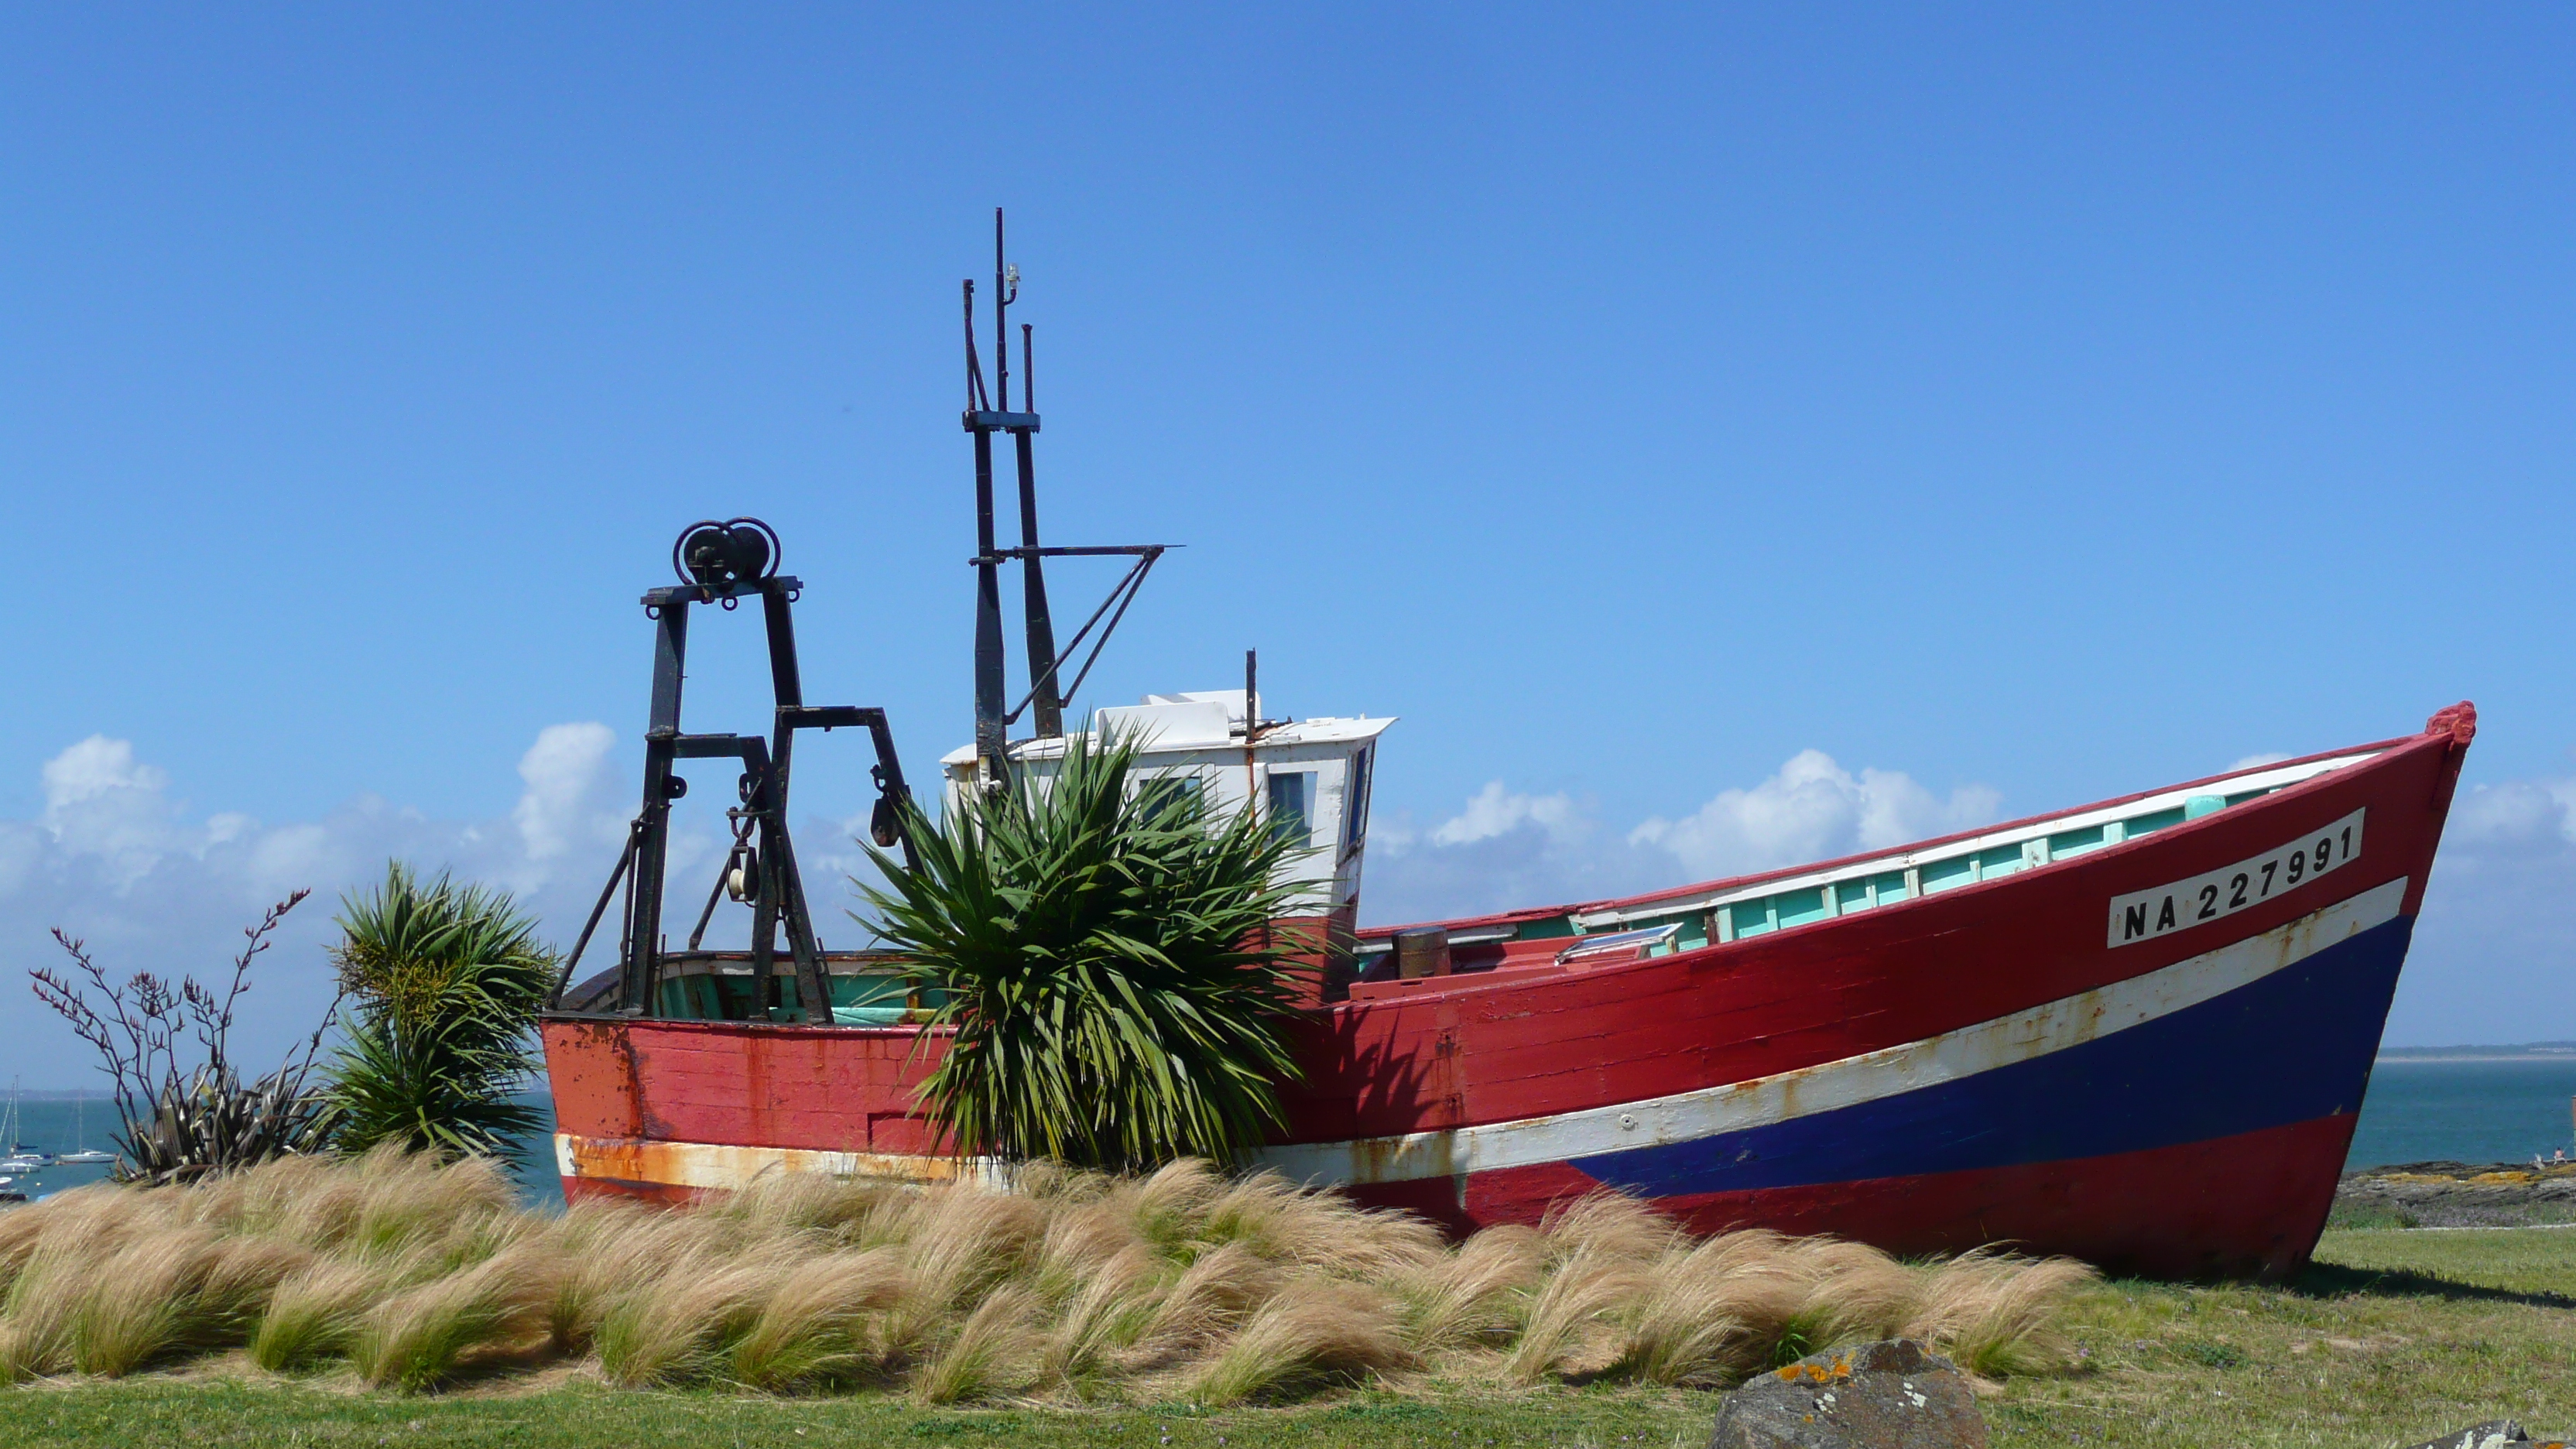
[858,728,1318,1172]
[322,862,557,1160]
[32,891,341,1184]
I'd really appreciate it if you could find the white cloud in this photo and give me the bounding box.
[1429,782,1584,848]
[1628,749,2001,879]
[39,735,183,887]
[2229,752,2293,772]
[7,728,643,1088]
[42,735,166,817]
[1365,750,2002,927]
[2449,777,2576,849]
[512,722,622,865]
[5,725,886,1086]
[2393,767,2576,1046]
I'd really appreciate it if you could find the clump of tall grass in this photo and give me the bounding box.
[255,1256,394,1371]
[0,1152,2093,1399]
[1190,1276,1412,1405]
[355,1236,558,1389]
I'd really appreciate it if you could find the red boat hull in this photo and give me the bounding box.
[543,708,2473,1279]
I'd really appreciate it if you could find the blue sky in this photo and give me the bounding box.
[6,6,2574,1084]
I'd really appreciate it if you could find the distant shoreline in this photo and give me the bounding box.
[2375,1053,2576,1064]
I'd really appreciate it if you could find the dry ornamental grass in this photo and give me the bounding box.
[0,1146,2090,1403]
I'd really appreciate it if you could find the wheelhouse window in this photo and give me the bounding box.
[1344,747,1374,854]
[1266,770,1315,848]
[1136,774,1204,824]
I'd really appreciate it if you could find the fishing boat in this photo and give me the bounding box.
[540,221,2472,1279]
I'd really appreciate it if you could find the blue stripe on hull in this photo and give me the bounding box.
[1577,913,2414,1198]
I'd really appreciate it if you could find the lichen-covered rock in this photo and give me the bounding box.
[2338,1162,2576,1228]
[1708,1339,1987,1449]
[2400,1423,2569,1449]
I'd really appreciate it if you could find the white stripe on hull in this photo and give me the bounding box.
[1252,877,2406,1189]
[553,1132,1012,1192]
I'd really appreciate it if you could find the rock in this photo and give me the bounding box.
[1708,1339,1987,1449]
[2400,1424,2570,1449]
[2337,1163,2576,1228]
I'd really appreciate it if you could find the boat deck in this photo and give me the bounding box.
[1348,745,2385,998]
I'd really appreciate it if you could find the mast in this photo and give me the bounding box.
[966,269,1009,785]
[995,212,1063,740]
[1016,323,1062,739]
[964,210,1046,786]
[962,209,1173,787]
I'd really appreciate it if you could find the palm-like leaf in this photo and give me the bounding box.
[322,862,555,1159]
[859,730,1317,1171]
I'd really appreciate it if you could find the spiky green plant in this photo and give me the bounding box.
[858,730,1317,1171]
[320,863,557,1160]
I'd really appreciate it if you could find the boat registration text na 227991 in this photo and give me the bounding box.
[2105,808,2366,947]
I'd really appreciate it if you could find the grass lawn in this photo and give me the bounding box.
[11,1227,2574,1448]
[1990,1226,2576,1446]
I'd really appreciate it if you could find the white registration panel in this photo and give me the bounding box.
[2106,807,2366,947]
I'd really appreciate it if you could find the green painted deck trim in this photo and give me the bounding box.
[2048,824,2108,859]
[2126,805,2185,838]
[1774,886,1830,927]
[1428,775,2313,960]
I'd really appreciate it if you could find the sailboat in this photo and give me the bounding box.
[0,1084,50,1175]
[58,1095,115,1166]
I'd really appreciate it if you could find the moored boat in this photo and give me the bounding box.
[58,1096,114,1165]
[0,1086,51,1174]
[539,223,2474,1279]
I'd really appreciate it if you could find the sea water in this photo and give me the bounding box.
[2345,1057,2576,1169]
[6,1062,2568,1204]
[3,1093,567,1207]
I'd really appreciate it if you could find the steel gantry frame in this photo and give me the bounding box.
[546,519,917,1023]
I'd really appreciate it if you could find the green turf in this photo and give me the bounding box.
[4,1378,1714,1449]
[10,1226,2575,1448]
[1985,1226,2576,1446]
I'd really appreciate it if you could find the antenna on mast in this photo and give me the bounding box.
[961,210,1174,790]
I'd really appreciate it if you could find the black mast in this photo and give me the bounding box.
[963,209,1173,788]
[965,265,1011,785]
[1016,331,1062,738]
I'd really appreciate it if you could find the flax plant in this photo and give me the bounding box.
[858,729,1317,1171]
[33,892,338,1184]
